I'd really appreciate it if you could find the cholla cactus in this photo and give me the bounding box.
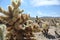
[0,24,7,40]
[0,28,3,40]
[0,0,36,40]
[0,0,26,26]
[42,23,49,34]
[32,23,41,32]
[35,16,40,24]
[26,20,33,25]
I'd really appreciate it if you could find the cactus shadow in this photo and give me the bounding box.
[43,32,55,39]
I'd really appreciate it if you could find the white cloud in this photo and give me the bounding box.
[32,11,60,17]
[21,0,24,3]
[30,0,60,7]
[36,11,47,17]
[37,11,42,15]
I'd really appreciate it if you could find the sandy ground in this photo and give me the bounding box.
[33,32,60,40]
[33,26,60,40]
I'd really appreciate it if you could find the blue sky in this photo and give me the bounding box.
[0,0,60,17]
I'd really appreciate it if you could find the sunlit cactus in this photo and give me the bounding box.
[0,24,7,40]
[42,23,49,34]
[0,28,3,40]
[32,23,41,32]
[0,0,36,40]
[26,20,33,25]
[0,7,9,16]
[11,0,21,9]
[42,23,48,29]
[0,0,24,25]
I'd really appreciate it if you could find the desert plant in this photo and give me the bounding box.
[0,0,36,40]
[0,28,3,40]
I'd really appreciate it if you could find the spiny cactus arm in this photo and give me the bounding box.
[12,9,23,21]
[12,1,17,9]
[8,5,14,18]
[19,10,24,13]
[8,5,13,13]
[12,9,24,18]
[13,9,19,17]
[11,0,23,21]
[12,0,21,9]
[0,7,9,16]
[6,10,22,25]
[16,0,21,8]
[11,9,20,23]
